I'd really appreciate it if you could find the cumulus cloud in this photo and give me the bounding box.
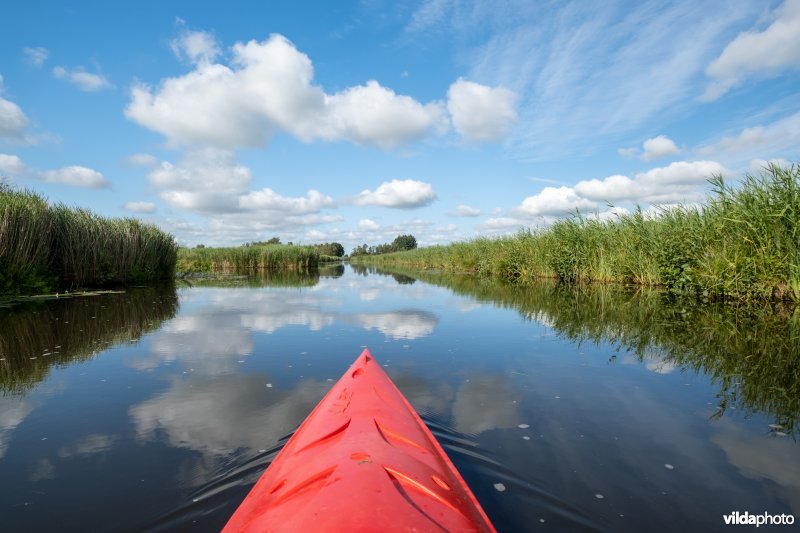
[41,165,110,188]
[358,218,380,230]
[641,135,680,161]
[703,0,800,100]
[23,47,48,67]
[617,147,639,159]
[148,148,333,216]
[452,204,482,217]
[53,66,111,92]
[170,29,221,65]
[447,78,517,142]
[514,186,597,217]
[750,158,789,173]
[0,153,27,176]
[124,201,156,213]
[0,76,30,141]
[354,179,437,208]
[126,153,159,167]
[479,217,526,230]
[697,111,800,165]
[576,160,726,204]
[126,34,444,149]
[1,153,109,189]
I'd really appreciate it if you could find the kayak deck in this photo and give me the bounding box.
[223,349,496,532]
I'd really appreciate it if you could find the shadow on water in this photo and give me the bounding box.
[372,268,800,438]
[0,285,179,393]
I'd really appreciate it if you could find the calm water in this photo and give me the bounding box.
[1,265,798,531]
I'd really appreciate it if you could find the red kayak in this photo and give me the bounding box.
[223,349,496,532]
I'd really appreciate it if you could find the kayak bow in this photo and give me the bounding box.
[223,349,496,532]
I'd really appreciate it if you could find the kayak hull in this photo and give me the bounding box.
[223,349,496,532]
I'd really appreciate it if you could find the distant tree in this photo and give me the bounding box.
[267,236,281,244]
[315,242,345,257]
[392,234,417,251]
[195,244,205,249]
[351,244,369,256]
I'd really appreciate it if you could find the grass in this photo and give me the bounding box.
[177,244,319,273]
[1,185,177,296]
[356,164,800,302]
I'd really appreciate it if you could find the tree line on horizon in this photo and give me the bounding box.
[350,234,417,256]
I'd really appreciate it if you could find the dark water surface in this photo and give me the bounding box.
[1,265,798,531]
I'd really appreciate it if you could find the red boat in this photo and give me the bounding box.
[223,348,496,532]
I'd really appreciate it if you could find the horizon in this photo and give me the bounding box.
[1,1,798,252]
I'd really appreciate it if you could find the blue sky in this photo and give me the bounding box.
[1,0,799,250]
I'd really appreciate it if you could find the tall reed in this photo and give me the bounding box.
[1,185,177,295]
[355,164,800,301]
[177,244,319,273]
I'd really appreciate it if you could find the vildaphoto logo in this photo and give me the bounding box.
[723,511,795,527]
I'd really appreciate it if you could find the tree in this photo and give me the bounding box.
[267,236,281,244]
[316,242,345,257]
[392,234,417,251]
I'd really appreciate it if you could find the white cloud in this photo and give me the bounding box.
[703,0,800,100]
[354,179,437,208]
[239,188,332,213]
[574,160,727,204]
[148,148,333,216]
[124,201,156,213]
[641,135,680,161]
[618,147,639,159]
[574,174,637,202]
[53,66,111,92]
[305,229,326,241]
[127,34,444,149]
[515,186,597,217]
[479,217,525,230]
[41,165,110,188]
[126,153,159,167]
[358,218,380,230]
[327,81,447,148]
[453,204,482,217]
[22,47,48,67]
[447,78,517,142]
[0,76,29,141]
[1,153,111,189]
[0,153,27,176]
[170,29,221,65]
[697,111,800,165]
[750,158,789,173]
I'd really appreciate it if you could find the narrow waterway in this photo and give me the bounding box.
[0,265,797,531]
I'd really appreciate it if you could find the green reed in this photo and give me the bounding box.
[177,244,319,273]
[1,186,177,295]
[356,164,800,302]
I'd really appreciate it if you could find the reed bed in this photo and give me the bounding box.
[357,164,800,301]
[177,244,319,273]
[1,185,177,295]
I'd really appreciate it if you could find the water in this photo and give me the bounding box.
[1,265,798,531]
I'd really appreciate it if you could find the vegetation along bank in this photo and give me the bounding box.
[1,184,177,297]
[355,164,800,302]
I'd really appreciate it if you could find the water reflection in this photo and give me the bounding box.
[389,269,800,436]
[348,310,439,340]
[0,286,178,392]
[131,375,331,457]
[2,266,798,532]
